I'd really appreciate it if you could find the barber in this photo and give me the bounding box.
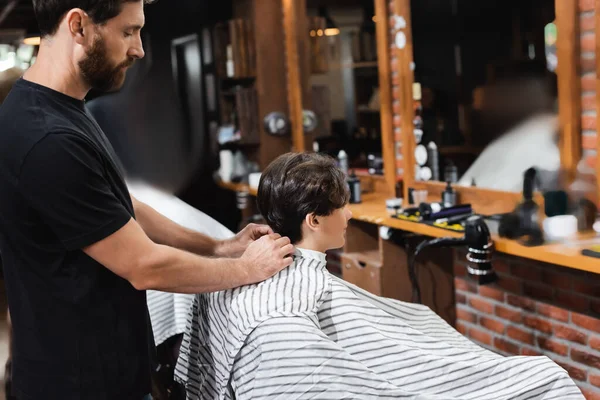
[0,1,293,399]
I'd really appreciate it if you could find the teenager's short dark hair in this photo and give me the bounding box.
[257,152,349,244]
[33,0,154,37]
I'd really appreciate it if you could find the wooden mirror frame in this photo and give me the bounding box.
[387,0,581,215]
[282,0,398,198]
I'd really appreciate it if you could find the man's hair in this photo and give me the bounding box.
[32,0,154,37]
[257,152,349,244]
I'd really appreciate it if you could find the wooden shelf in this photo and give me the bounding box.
[348,193,600,275]
[216,180,258,196]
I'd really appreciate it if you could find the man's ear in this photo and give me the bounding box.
[65,8,90,45]
[304,213,319,231]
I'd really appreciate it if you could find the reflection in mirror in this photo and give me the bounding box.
[410,0,558,193]
[307,0,383,174]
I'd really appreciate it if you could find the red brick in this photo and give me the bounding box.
[573,279,600,297]
[480,317,505,334]
[394,128,402,142]
[580,0,595,12]
[583,115,597,131]
[497,276,522,294]
[507,294,536,312]
[573,313,600,333]
[586,153,597,170]
[520,347,542,356]
[583,95,597,113]
[536,303,569,322]
[494,337,520,355]
[478,286,505,302]
[592,336,600,351]
[495,305,522,323]
[554,324,588,344]
[456,292,466,304]
[456,321,467,335]
[582,74,596,91]
[537,337,568,356]
[492,259,510,274]
[456,308,477,324]
[523,316,553,334]
[556,362,588,382]
[582,57,597,73]
[469,327,492,346]
[393,115,401,128]
[393,86,401,101]
[571,349,600,369]
[556,291,590,313]
[541,270,572,291]
[469,297,494,314]
[511,263,541,280]
[454,263,467,277]
[455,278,476,293]
[523,283,555,302]
[591,374,600,388]
[507,326,534,345]
[581,33,596,52]
[581,389,600,400]
[581,13,596,32]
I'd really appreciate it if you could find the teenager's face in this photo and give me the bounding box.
[317,206,353,250]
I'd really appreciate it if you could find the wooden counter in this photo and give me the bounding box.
[217,181,258,196]
[349,193,600,275]
[217,180,600,275]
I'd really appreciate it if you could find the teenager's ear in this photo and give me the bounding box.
[304,213,319,231]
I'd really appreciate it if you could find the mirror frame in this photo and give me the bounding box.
[388,0,581,215]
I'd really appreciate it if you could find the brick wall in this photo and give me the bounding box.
[581,0,598,170]
[390,0,597,175]
[455,251,600,399]
[389,0,403,180]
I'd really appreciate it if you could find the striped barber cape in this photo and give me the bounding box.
[175,247,583,400]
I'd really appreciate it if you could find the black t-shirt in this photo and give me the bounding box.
[0,79,152,399]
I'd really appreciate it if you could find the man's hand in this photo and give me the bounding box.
[217,223,274,258]
[239,233,294,284]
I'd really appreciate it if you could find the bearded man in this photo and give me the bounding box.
[0,1,294,399]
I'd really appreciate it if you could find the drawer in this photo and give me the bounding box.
[341,251,383,296]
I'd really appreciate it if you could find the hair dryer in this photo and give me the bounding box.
[409,215,496,303]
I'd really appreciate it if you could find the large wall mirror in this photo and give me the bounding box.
[393,0,581,212]
[409,0,557,193]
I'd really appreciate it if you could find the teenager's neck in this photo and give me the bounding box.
[23,40,90,100]
[295,237,327,254]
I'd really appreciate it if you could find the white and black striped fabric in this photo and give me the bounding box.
[175,248,583,400]
[127,180,235,346]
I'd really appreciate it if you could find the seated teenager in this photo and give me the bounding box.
[175,152,583,400]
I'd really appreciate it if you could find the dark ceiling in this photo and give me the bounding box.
[0,0,37,36]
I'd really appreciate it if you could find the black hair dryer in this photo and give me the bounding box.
[498,167,544,246]
[409,215,496,303]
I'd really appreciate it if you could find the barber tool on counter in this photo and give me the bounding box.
[347,171,362,204]
[407,215,496,303]
[498,167,544,246]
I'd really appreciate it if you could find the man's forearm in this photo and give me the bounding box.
[131,195,223,257]
[136,244,248,294]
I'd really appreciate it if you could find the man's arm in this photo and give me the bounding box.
[131,195,219,256]
[131,195,272,258]
[83,217,294,294]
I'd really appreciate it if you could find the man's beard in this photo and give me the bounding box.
[79,35,134,92]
